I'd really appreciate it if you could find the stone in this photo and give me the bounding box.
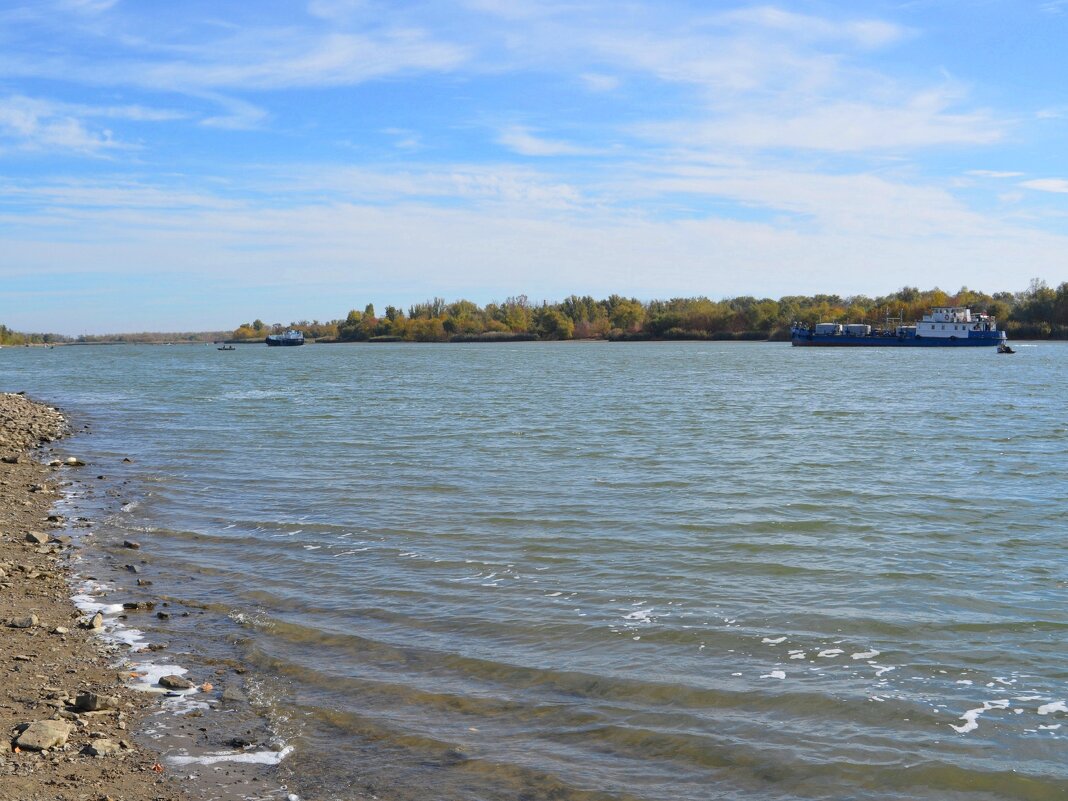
[122,540,140,549]
[1,454,20,464]
[158,675,194,690]
[64,457,86,466]
[8,614,38,628]
[82,612,104,630]
[14,720,72,751]
[25,531,49,545]
[221,686,247,704]
[52,626,69,635]
[85,738,120,756]
[74,692,119,712]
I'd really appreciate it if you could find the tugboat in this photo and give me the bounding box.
[791,307,1007,348]
[265,330,305,347]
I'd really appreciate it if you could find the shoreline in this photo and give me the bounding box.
[0,392,187,800]
[1,393,295,801]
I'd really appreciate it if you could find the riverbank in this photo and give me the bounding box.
[0,392,189,800]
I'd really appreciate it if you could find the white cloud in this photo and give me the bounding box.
[1020,178,1068,194]
[497,126,597,157]
[580,73,620,92]
[716,6,908,49]
[636,96,1002,153]
[57,0,119,13]
[966,170,1024,178]
[0,95,124,154]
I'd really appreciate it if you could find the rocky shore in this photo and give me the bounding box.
[0,392,188,801]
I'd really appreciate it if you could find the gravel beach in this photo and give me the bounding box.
[0,391,189,801]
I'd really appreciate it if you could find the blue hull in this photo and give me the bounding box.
[792,332,1005,347]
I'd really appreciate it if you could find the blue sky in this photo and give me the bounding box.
[2,0,1067,333]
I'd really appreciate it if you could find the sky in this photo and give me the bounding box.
[2,0,1068,334]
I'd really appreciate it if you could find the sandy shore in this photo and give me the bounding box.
[0,392,190,801]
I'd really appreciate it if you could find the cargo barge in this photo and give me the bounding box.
[265,329,305,347]
[791,307,1006,347]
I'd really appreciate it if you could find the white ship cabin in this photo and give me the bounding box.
[918,307,996,338]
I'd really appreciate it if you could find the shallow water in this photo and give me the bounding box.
[3,341,1067,800]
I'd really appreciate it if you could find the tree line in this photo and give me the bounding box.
[5,281,1067,345]
[229,281,1068,343]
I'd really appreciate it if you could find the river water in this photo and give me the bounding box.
[2,341,1067,800]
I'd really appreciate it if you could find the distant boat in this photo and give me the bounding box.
[265,330,305,347]
[792,307,1007,348]
[217,345,236,351]
[997,342,1015,354]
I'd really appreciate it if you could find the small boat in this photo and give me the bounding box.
[217,345,236,351]
[997,342,1015,354]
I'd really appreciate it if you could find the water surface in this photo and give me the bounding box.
[3,341,1067,801]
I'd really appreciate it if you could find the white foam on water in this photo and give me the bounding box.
[127,663,192,694]
[789,653,806,660]
[762,636,786,644]
[302,545,321,550]
[956,680,973,685]
[1039,724,1062,730]
[873,665,895,676]
[950,699,1010,734]
[817,649,843,658]
[166,746,295,767]
[72,594,126,616]
[1037,701,1067,716]
[761,670,786,680]
[851,649,880,660]
[623,609,654,623]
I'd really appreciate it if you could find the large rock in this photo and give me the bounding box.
[158,675,194,690]
[15,720,72,751]
[85,738,120,756]
[7,614,38,629]
[25,531,49,545]
[74,692,119,712]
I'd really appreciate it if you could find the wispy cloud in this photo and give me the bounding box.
[0,95,126,154]
[1020,178,1068,194]
[967,170,1024,178]
[715,6,909,49]
[497,126,599,157]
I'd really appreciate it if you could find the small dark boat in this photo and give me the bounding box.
[217,345,236,351]
[997,342,1015,354]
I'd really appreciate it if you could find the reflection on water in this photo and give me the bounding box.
[4,341,1068,801]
